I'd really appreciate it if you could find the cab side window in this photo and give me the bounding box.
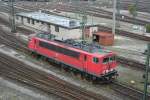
[103,58,109,64]
[110,56,116,62]
[93,57,99,63]
[110,57,113,62]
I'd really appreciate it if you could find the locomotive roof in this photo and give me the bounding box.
[35,37,114,57]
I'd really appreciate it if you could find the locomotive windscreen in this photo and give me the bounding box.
[39,41,80,58]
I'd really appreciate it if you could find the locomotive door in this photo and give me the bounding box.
[34,39,38,50]
[83,55,88,72]
[104,57,111,70]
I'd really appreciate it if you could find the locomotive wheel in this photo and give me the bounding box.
[92,76,99,84]
[36,54,42,60]
[29,51,33,55]
[60,63,64,70]
[62,66,67,72]
[85,74,89,81]
[71,70,75,76]
[85,74,92,82]
[107,76,114,83]
[80,73,85,80]
[101,77,113,84]
[41,56,46,61]
[31,52,37,58]
[73,69,78,76]
[69,67,73,73]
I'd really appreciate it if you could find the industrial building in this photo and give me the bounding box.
[16,11,99,39]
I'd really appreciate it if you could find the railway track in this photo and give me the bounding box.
[0,22,110,100]
[5,1,149,26]
[1,1,150,26]
[0,10,150,100]
[58,3,150,26]
[117,56,147,71]
[0,27,29,53]
[98,25,150,42]
[118,0,150,13]
[68,0,150,13]
[0,26,150,100]
[1,1,150,42]
[0,40,150,100]
[112,81,150,100]
[0,23,148,72]
[0,9,148,71]
[0,50,109,100]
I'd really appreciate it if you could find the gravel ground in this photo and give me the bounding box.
[0,77,62,100]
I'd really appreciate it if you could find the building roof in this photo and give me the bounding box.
[16,12,99,29]
[93,32,114,37]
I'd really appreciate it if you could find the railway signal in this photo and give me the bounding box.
[143,43,150,100]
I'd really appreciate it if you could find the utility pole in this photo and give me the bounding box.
[116,0,120,28]
[143,43,150,100]
[135,0,138,11]
[112,0,116,35]
[81,15,87,43]
[80,2,87,44]
[134,0,138,25]
[9,0,16,33]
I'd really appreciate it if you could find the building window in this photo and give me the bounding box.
[27,18,30,24]
[41,21,44,24]
[47,24,51,28]
[32,19,35,25]
[55,26,59,32]
[21,16,23,21]
[36,20,39,23]
[93,57,99,63]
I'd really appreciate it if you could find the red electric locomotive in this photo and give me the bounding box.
[28,33,118,81]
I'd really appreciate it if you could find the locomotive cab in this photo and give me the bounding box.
[88,52,117,80]
[100,54,117,79]
[28,35,118,82]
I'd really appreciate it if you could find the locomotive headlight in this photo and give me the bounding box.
[106,70,109,73]
[110,68,113,71]
[102,70,105,74]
